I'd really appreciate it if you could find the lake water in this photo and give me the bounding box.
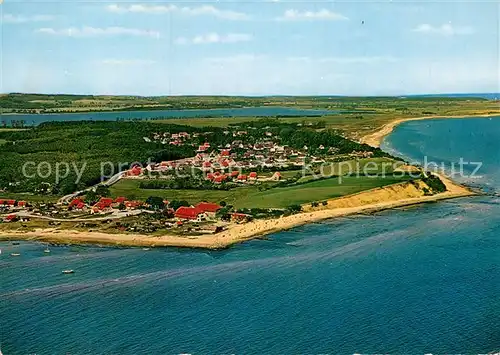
[1,107,337,126]
[1,117,499,354]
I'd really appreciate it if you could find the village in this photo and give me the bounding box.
[130,126,374,185]
[0,195,253,237]
[0,124,380,236]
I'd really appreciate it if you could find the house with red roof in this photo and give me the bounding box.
[214,175,228,184]
[114,196,127,204]
[17,201,27,208]
[6,200,16,207]
[126,166,143,177]
[196,202,222,218]
[196,202,221,212]
[69,198,86,210]
[91,197,114,213]
[237,174,248,182]
[271,172,282,181]
[175,206,205,221]
[248,172,258,180]
[202,161,212,171]
[125,201,143,210]
[4,214,17,222]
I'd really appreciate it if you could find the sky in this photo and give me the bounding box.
[1,0,499,96]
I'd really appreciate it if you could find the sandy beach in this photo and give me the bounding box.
[1,173,475,249]
[361,113,500,148]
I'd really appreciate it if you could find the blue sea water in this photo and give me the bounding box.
[382,117,500,193]
[0,107,337,126]
[1,118,499,354]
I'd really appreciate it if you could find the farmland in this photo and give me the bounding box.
[109,174,413,209]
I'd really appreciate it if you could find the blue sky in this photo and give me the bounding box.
[1,0,499,95]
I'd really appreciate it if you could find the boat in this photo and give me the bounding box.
[12,242,20,246]
[142,248,151,251]
[43,248,51,254]
[62,270,75,274]
[10,253,20,257]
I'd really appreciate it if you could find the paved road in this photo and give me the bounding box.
[58,172,125,205]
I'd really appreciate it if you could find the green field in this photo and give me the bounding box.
[110,174,412,209]
[0,192,60,203]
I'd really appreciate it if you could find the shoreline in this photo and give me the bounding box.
[0,113,488,250]
[0,175,476,249]
[360,113,500,148]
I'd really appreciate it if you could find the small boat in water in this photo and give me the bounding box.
[142,248,151,251]
[44,248,51,254]
[10,253,20,257]
[62,270,75,274]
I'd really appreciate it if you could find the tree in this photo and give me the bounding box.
[169,200,190,211]
[85,191,99,205]
[95,185,110,197]
[146,196,165,210]
[58,179,77,195]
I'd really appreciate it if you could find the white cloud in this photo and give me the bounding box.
[277,9,348,21]
[204,54,267,64]
[106,4,175,14]
[176,33,253,45]
[2,14,55,23]
[287,56,398,64]
[101,59,157,65]
[36,26,160,38]
[106,4,249,20]
[413,23,475,36]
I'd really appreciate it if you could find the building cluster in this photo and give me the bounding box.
[66,196,246,224]
[133,128,373,185]
[174,202,250,223]
[67,197,144,214]
[0,199,27,209]
[147,131,193,146]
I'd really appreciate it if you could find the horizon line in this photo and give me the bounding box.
[2,92,499,98]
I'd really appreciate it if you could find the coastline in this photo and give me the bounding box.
[0,113,487,250]
[360,113,500,148]
[0,174,475,249]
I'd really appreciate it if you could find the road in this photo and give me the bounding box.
[58,171,125,205]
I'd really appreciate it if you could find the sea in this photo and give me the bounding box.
[0,117,499,354]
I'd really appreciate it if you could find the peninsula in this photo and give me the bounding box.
[0,95,489,249]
